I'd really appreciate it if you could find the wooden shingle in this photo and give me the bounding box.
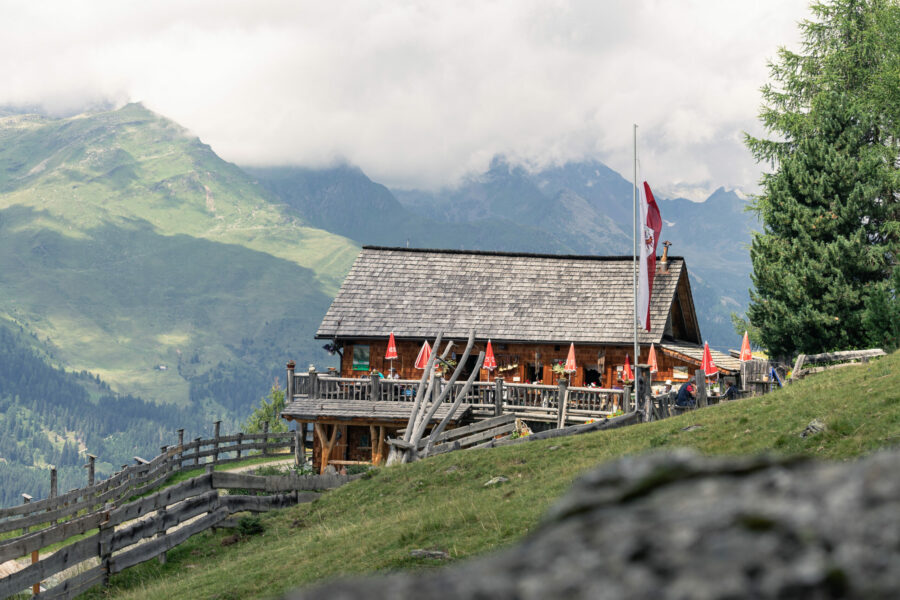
[317,247,696,345]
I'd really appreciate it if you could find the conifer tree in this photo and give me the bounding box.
[746,0,899,357]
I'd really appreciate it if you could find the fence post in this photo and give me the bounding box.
[156,505,168,565]
[695,370,708,408]
[623,385,632,413]
[370,373,381,401]
[236,432,244,460]
[213,420,222,465]
[50,466,58,526]
[85,454,96,487]
[176,428,185,470]
[494,377,504,416]
[21,494,39,595]
[193,437,202,467]
[294,427,305,467]
[287,360,296,400]
[160,446,170,475]
[262,421,270,457]
[99,503,113,587]
[556,378,569,429]
[309,367,319,399]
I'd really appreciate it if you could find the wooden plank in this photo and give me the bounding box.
[433,414,516,444]
[0,532,98,599]
[40,564,104,600]
[110,491,219,552]
[443,422,516,449]
[108,473,213,527]
[211,471,357,492]
[220,493,318,513]
[0,511,105,564]
[109,507,229,574]
[803,349,885,363]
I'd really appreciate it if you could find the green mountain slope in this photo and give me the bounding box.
[0,104,357,407]
[0,319,196,507]
[96,352,899,599]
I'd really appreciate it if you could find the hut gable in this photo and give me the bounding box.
[317,246,699,345]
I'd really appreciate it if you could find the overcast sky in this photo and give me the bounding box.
[2,0,811,199]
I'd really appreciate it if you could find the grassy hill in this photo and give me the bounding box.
[93,351,899,600]
[0,104,357,407]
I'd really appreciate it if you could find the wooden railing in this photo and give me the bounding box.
[291,371,625,423]
[0,470,356,600]
[0,422,302,536]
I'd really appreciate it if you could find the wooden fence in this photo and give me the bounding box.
[291,371,625,423]
[0,470,356,599]
[0,422,304,537]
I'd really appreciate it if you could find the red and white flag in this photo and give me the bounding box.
[638,182,663,331]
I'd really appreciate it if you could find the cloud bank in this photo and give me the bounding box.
[2,0,810,198]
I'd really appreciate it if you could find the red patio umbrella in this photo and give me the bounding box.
[739,331,752,362]
[623,353,634,382]
[484,340,497,380]
[701,341,718,377]
[648,343,659,374]
[414,340,432,370]
[564,343,577,375]
[385,332,398,376]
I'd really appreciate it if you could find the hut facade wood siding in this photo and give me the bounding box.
[315,247,736,387]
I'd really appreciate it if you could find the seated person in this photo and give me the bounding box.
[675,382,696,407]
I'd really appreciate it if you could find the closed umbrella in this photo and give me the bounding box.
[564,343,577,378]
[648,343,659,374]
[701,341,718,377]
[414,340,432,370]
[484,340,497,381]
[623,353,634,382]
[739,331,752,362]
[385,332,398,377]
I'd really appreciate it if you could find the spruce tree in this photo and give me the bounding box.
[746,0,900,357]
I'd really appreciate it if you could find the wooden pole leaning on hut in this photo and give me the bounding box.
[422,349,485,458]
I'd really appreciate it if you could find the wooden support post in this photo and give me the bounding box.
[194,437,202,466]
[494,377,504,416]
[156,506,168,565]
[213,420,222,465]
[286,360,296,400]
[371,373,381,401]
[85,454,96,487]
[695,370,708,408]
[49,466,58,526]
[308,367,319,399]
[160,446,169,475]
[315,423,339,474]
[556,378,569,429]
[369,425,378,464]
[623,385,632,414]
[262,421,270,456]
[294,427,305,467]
[378,426,386,464]
[176,428,185,470]
[22,494,38,596]
[99,504,113,588]
[236,432,244,460]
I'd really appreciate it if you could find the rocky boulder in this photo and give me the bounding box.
[287,449,899,599]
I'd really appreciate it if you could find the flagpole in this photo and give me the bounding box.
[632,124,639,372]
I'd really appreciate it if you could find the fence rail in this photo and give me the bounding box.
[0,470,356,600]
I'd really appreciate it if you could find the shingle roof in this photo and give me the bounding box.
[317,246,693,345]
[282,398,471,423]
[660,340,742,374]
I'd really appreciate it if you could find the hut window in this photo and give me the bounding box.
[673,366,689,380]
[352,345,370,371]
